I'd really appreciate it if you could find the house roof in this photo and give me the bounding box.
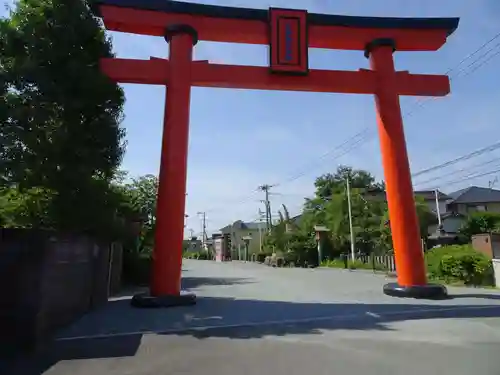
[219,220,267,233]
[362,189,450,201]
[447,186,500,204]
[414,190,450,201]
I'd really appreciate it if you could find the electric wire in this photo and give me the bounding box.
[200,30,500,222]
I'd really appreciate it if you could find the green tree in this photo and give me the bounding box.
[121,174,159,252]
[300,166,385,255]
[0,186,54,228]
[379,195,435,252]
[459,212,500,240]
[1,0,125,237]
[311,165,385,200]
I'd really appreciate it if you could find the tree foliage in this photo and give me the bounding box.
[120,174,159,252]
[459,212,500,240]
[0,0,126,238]
[264,165,435,264]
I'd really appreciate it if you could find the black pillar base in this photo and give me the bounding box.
[383,282,448,300]
[131,291,196,308]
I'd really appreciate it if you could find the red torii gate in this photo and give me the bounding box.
[92,0,459,307]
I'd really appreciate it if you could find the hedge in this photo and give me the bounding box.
[322,257,388,271]
[425,244,494,286]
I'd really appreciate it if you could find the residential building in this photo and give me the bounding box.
[219,220,267,259]
[428,212,466,235]
[414,190,450,216]
[427,186,500,234]
[183,237,202,252]
[446,186,500,214]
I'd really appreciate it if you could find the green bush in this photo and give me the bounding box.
[425,244,494,286]
[322,256,388,271]
[322,259,346,268]
[183,251,210,260]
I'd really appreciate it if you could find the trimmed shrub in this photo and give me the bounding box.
[425,244,494,286]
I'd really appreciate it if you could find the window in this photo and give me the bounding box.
[467,204,487,213]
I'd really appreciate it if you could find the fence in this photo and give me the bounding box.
[357,254,396,272]
[0,228,122,357]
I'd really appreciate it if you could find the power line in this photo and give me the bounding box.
[412,140,500,178]
[413,156,500,187]
[428,167,500,190]
[273,34,500,188]
[258,184,274,231]
[197,211,207,249]
[198,29,500,220]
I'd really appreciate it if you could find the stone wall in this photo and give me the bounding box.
[0,229,118,357]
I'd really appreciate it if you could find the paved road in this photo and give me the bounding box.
[5,260,500,375]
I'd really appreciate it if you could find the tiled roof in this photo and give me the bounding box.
[219,220,267,233]
[362,189,450,200]
[447,186,500,204]
[414,190,450,201]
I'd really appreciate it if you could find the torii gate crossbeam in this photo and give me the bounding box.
[92,0,459,307]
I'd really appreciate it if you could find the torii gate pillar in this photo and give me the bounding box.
[93,0,458,307]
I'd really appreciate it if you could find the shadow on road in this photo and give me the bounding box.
[5,292,500,375]
[449,293,500,300]
[110,276,253,299]
[2,335,143,375]
[181,276,254,289]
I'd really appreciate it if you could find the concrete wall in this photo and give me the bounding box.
[471,233,500,259]
[493,259,500,288]
[232,228,263,260]
[0,229,118,357]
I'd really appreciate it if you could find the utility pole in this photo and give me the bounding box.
[258,184,273,232]
[258,208,265,252]
[434,189,442,231]
[346,176,355,261]
[197,211,207,250]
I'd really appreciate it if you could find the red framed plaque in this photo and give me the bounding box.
[269,8,309,75]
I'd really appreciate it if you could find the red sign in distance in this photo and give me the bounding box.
[269,8,308,75]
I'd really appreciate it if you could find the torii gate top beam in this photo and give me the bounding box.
[92,0,458,51]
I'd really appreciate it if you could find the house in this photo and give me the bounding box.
[446,186,500,214]
[219,220,267,259]
[428,212,466,235]
[414,190,450,216]
[365,186,500,234]
[183,237,202,252]
[289,186,500,237]
[427,186,500,234]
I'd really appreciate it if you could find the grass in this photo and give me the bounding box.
[321,258,389,272]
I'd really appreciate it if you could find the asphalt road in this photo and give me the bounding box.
[5,260,500,375]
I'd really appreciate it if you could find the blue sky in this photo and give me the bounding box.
[3,0,500,237]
